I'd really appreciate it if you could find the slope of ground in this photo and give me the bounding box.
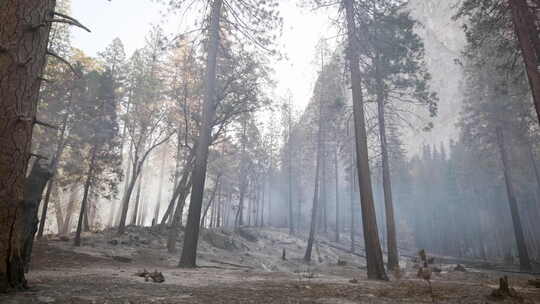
[1,226,539,303]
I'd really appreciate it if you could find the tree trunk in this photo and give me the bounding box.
[153,150,167,225]
[22,161,52,272]
[304,59,325,262]
[0,0,56,292]
[496,126,531,270]
[51,184,64,234]
[334,147,340,242]
[509,0,540,123]
[179,0,223,268]
[74,148,97,247]
[61,185,78,235]
[37,109,69,238]
[117,158,140,234]
[201,175,221,227]
[287,106,294,235]
[344,0,388,280]
[375,59,399,271]
[167,177,192,253]
[131,171,143,225]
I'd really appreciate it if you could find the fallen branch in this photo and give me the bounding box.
[208,259,253,269]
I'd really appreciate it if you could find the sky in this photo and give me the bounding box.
[71,0,337,113]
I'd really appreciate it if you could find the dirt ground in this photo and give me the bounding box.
[1,227,539,303]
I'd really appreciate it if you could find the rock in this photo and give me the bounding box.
[454,264,467,272]
[202,231,238,250]
[349,278,359,284]
[108,239,119,245]
[113,256,133,263]
[58,235,69,242]
[237,228,258,242]
[37,296,55,303]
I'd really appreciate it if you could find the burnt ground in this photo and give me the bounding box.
[1,227,540,304]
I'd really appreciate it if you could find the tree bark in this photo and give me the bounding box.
[509,0,540,123]
[179,0,223,268]
[375,58,399,271]
[496,126,531,270]
[167,177,192,253]
[0,0,56,292]
[344,0,388,280]
[334,147,340,242]
[22,161,52,272]
[304,58,325,262]
[74,147,97,247]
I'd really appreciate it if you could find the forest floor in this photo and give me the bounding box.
[1,226,540,303]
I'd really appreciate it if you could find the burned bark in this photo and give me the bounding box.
[0,0,56,292]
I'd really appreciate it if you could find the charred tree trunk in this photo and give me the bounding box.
[161,156,193,226]
[167,177,192,253]
[0,0,56,292]
[509,0,540,122]
[131,170,143,225]
[201,175,221,228]
[74,148,97,247]
[178,0,223,267]
[22,161,52,272]
[496,126,531,270]
[287,105,294,235]
[344,0,388,280]
[304,57,325,262]
[117,156,140,234]
[375,58,399,271]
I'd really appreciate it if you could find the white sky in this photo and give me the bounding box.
[71,0,337,112]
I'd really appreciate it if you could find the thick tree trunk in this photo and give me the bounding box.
[179,0,223,268]
[0,0,56,292]
[375,61,399,271]
[509,0,540,122]
[496,126,531,270]
[22,161,52,272]
[344,0,388,280]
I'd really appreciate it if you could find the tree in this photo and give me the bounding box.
[117,28,175,234]
[0,0,57,292]
[358,2,438,271]
[166,0,281,267]
[457,0,540,122]
[72,69,123,246]
[343,0,388,280]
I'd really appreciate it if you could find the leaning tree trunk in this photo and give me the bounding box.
[375,59,399,271]
[179,0,223,268]
[167,177,192,253]
[0,0,56,292]
[496,126,532,270]
[74,148,97,247]
[117,158,140,234]
[344,0,388,280]
[509,0,540,123]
